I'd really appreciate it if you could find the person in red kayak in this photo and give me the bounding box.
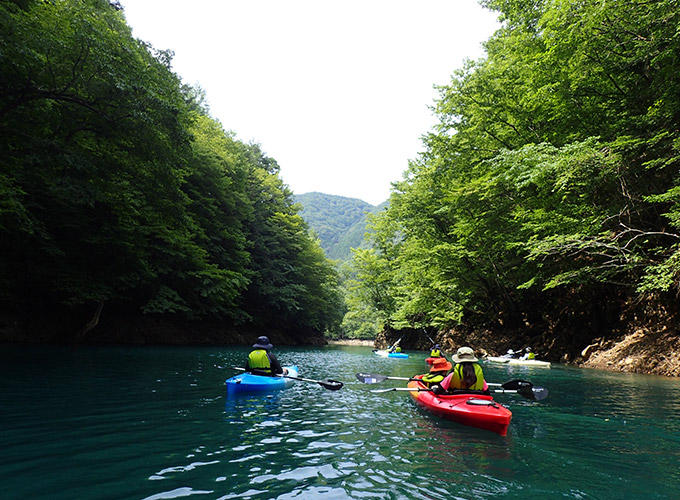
[245,336,287,376]
[433,346,488,394]
[421,357,452,387]
[429,343,443,358]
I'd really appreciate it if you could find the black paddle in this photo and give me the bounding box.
[234,367,343,391]
[423,328,439,351]
[358,372,548,401]
[488,379,549,401]
[356,372,415,383]
[369,385,548,401]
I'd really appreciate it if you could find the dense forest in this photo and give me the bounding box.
[294,192,387,261]
[3,0,680,370]
[347,0,680,366]
[0,0,343,344]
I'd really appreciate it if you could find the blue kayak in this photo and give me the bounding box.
[373,349,409,359]
[388,352,409,358]
[225,366,299,393]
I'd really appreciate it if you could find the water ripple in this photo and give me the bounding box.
[2,345,679,499]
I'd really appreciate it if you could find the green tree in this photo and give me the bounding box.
[241,144,343,333]
[0,0,344,341]
[347,0,680,333]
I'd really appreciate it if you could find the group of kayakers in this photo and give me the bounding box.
[244,336,500,397]
[502,347,535,360]
[425,345,489,394]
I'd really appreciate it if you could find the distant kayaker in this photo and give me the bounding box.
[421,357,452,387]
[430,344,443,358]
[245,336,288,376]
[521,347,535,360]
[502,349,517,359]
[434,346,488,394]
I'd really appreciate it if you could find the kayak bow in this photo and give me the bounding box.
[225,365,299,393]
[407,376,512,436]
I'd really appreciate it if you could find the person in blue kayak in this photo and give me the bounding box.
[521,347,535,360]
[245,336,287,376]
[421,357,452,387]
[433,346,488,394]
[386,337,402,353]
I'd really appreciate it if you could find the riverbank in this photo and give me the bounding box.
[326,339,375,347]
[375,321,680,377]
[0,311,328,347]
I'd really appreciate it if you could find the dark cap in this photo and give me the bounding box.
[253,336,273,349]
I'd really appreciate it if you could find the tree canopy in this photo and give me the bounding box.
[0,0,342,340]
[294,192,386,261]
[347,0,680,333]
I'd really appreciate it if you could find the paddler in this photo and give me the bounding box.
[521,347,535,360]
[421,357,452,387]
[433,346,488,394]
[429,344,443,358]
[245,336,288,376]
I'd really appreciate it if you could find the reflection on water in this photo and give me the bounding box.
[1,344,679,499]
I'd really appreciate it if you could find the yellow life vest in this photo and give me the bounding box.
[449,363,485,390]
[527,352,535,360]
[248,349,272,374]
[430,349,441,358]
[421,373,445,386]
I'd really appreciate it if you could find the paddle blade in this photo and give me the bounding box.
[356,372,388,384]
[517,387,548,401]
[320,379,344,391]
[520,386,549,401]
[501,379,533,391]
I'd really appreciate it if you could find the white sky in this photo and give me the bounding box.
[120,1,499,205]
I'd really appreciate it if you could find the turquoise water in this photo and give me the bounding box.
[2,344,679,499]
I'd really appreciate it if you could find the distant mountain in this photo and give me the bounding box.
[294,192,387,261]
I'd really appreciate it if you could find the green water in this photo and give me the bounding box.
[2,344,679,499]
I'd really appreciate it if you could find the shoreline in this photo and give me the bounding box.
[326,339,375,347]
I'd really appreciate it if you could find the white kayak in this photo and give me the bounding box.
[484,356,551,368]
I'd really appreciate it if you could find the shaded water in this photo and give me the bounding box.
[1,344,679,499]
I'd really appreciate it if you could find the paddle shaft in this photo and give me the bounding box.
[387,337,403,351]
[357,373,529,389]
[371,386,541,397]
[233,367,343,390]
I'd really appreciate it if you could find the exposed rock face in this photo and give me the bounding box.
[375,306,680,378]
[579,329,680,377]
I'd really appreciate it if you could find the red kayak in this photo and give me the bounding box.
[408,376,512,436]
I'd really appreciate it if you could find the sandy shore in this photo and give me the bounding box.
[326,339,375,347]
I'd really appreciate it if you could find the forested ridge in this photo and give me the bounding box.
[347,0,680,374]
[3,0,680,374]
[0,0,343,344]
[294,192,387,261]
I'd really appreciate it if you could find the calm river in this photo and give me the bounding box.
[2,344,679,499]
